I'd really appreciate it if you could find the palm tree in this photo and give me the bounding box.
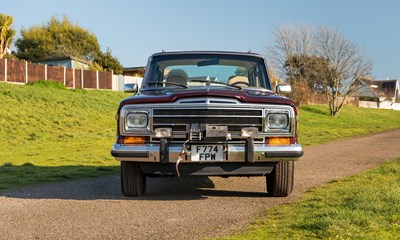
[0,14,16,59]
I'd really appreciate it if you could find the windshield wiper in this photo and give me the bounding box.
[188,79,241,89]
[145,81,188,88]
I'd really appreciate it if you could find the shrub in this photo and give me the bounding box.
[288,82,314,107]
[27,80,67,90]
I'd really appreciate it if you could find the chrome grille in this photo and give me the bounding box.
[153,109,262,116]
[152,108,264,142]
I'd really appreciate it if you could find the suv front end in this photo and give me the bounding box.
[111,51,303,197]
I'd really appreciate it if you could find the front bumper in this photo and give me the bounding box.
[111,143,303,163]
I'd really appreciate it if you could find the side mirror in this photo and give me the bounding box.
[124,83,138,93]
[276,84,292,95]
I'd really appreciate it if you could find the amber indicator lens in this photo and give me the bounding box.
[269,137,290,145]
[123,136,146,144]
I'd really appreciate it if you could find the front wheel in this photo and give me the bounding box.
[121,161,146,197]
[266,161,294,197]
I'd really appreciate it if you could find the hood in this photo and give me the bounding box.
[119,88,296,109]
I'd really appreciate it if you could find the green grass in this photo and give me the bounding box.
[0,163,118,190]
[299,105,400,146]
[26,79,68,89]
[0,82,129,189]
[218,158,400,240]
[1,82,400,189]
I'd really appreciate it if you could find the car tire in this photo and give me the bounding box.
[121,161,146,197]
[266,161,294,197]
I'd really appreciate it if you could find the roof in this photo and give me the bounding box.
[358,79,399,99]
[123,66,146,71]
[30,56,91,65]
[123,66,146,77]
[150,50,264,58]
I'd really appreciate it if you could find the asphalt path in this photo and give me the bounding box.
[1,129,399,239]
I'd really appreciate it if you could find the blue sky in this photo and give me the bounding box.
[3,0,400,80]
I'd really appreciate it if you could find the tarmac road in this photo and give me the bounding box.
[1,129,399,239]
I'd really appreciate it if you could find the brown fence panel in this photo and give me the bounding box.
[65,68,74,88]
[74,70,82,88]
[98,71,112,89]
[83,70,96,89]
[47,65,64,83]
[0,59,5,81]
[1,59,116,90]
[7,59,26,83]
[27,64,46,83]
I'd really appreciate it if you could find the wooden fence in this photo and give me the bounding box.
[0,58,113,90]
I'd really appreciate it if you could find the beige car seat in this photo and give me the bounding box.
[165,75,187,86]
[227,76,249,88]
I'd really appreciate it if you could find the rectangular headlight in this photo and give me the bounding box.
[267,113,289,129]
[126,112,148,128]
[120,107,151,134]
[264,108,294,135]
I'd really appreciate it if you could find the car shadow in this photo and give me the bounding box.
[0,168,268,201]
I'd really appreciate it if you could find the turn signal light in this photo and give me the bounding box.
[269,137,290,145]
[123,136,146,144]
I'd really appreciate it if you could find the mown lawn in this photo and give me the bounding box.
[217,158,400,240]
[298,105,400,145]
[0,82,129,189]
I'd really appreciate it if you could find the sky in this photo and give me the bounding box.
[3,0,400,80]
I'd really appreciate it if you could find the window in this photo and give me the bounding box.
[144,54,271,90]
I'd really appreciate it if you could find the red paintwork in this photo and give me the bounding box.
[119,89,296,109]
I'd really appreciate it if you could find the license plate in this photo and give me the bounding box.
[191,145,224,161]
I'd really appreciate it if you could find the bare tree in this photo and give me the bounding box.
[269,24,323,106]
[268,24,373,116]
[315,26,373,116]
[269,24,315,80]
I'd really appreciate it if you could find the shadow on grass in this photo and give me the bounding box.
[0,164,268,200]
[300,105,330,115]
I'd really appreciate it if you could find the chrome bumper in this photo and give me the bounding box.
[111,143,303,163]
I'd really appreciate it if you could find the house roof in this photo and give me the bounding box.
[30,56,91,65]
[357,79,399,98]
[123,66,146,77]
[123,66,146,71]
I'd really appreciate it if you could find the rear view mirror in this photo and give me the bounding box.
[276,84,292,95]
[124,83,138,93]
[197,59,220,67]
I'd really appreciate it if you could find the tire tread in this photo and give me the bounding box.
[267,161,294,197]
[121,161,146,197]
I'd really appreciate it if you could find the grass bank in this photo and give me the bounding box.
[218,158,400,239]
[1,82,400,189]
[0,82,128,189]
[298,105,400,145]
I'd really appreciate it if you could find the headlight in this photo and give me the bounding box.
[265,108,294,135]
[127,113,148,128]
[120,107,151,134]
[267,113,289,129]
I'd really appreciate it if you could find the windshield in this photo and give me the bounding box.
[143,54,271,90]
